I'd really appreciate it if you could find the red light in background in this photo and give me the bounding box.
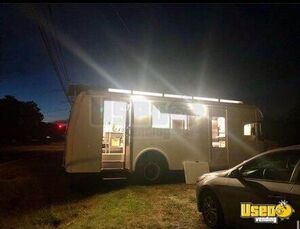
[57,123,64,129]
[55,122,67,132]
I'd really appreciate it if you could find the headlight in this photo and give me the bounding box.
[197,173,208,182]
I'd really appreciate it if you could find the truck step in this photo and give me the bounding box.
[102,161,124,169]
[101,168,124,170]
[102,177,128,180]
[100,169,130,180]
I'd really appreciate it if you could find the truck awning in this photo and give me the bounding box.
[152,101,197,115]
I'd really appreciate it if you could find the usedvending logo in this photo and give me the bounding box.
[240,200,295,224]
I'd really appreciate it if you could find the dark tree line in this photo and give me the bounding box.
[0,95,64,144]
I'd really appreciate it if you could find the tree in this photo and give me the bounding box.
[0,95,44,144]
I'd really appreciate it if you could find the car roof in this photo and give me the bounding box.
[264,144,300,155]
[255,144,300,159]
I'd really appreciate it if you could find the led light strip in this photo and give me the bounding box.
[108,88,131,94]
[193,96,219,102]
[164,94,192,99]
[220,99,243,104]
[132,90,163,97]
[107,88,243,103]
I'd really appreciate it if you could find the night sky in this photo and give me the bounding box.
[1,4,299,122]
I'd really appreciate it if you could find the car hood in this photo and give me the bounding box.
[205,169,228,177]
[197,169,229,182]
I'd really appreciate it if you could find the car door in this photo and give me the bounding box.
[289,160,300,228]
[222,150,299,228]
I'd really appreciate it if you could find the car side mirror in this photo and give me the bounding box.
[230,168,243,180]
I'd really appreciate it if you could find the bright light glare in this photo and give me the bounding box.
[193,96,219,102]
[220,99,243,104]
[164,94,192,99]
[132,90,163,97]
[189,103,207,117]
[108,88,131,94]
[133,100,151,117]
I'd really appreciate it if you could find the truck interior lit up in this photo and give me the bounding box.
[64,88,264,183]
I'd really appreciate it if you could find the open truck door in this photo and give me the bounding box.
[101,99,131,170]
[64,92,103,173]
[209,107,229,170]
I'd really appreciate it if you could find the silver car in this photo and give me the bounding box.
[196,145,300,228]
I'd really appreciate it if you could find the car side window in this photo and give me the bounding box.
[240,150,300,182]
[296,163,300,184]
[297,173,300,183]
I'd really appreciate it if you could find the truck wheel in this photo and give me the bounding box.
[135,153,168,184]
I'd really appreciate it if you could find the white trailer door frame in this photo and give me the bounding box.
[209,107,229,170]
[101,98,131,170]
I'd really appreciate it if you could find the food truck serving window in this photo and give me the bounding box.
[151,102,205,130]
[133,101,151,117]
[152,105,170,129]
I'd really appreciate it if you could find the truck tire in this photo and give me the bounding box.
[134,152,168,184]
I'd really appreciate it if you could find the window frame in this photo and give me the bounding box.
[243,122,263,138]
[170,113,188,130]
[243,123,256,136]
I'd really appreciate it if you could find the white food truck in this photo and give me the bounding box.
[64,87,264,183]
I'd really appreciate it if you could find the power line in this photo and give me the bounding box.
[110,5,130,34]
[48,5,71,83]
[30,4,71,105]
[39,24,71,105]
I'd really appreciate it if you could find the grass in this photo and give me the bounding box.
[0,143,207,229]
[1,183,204,229]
